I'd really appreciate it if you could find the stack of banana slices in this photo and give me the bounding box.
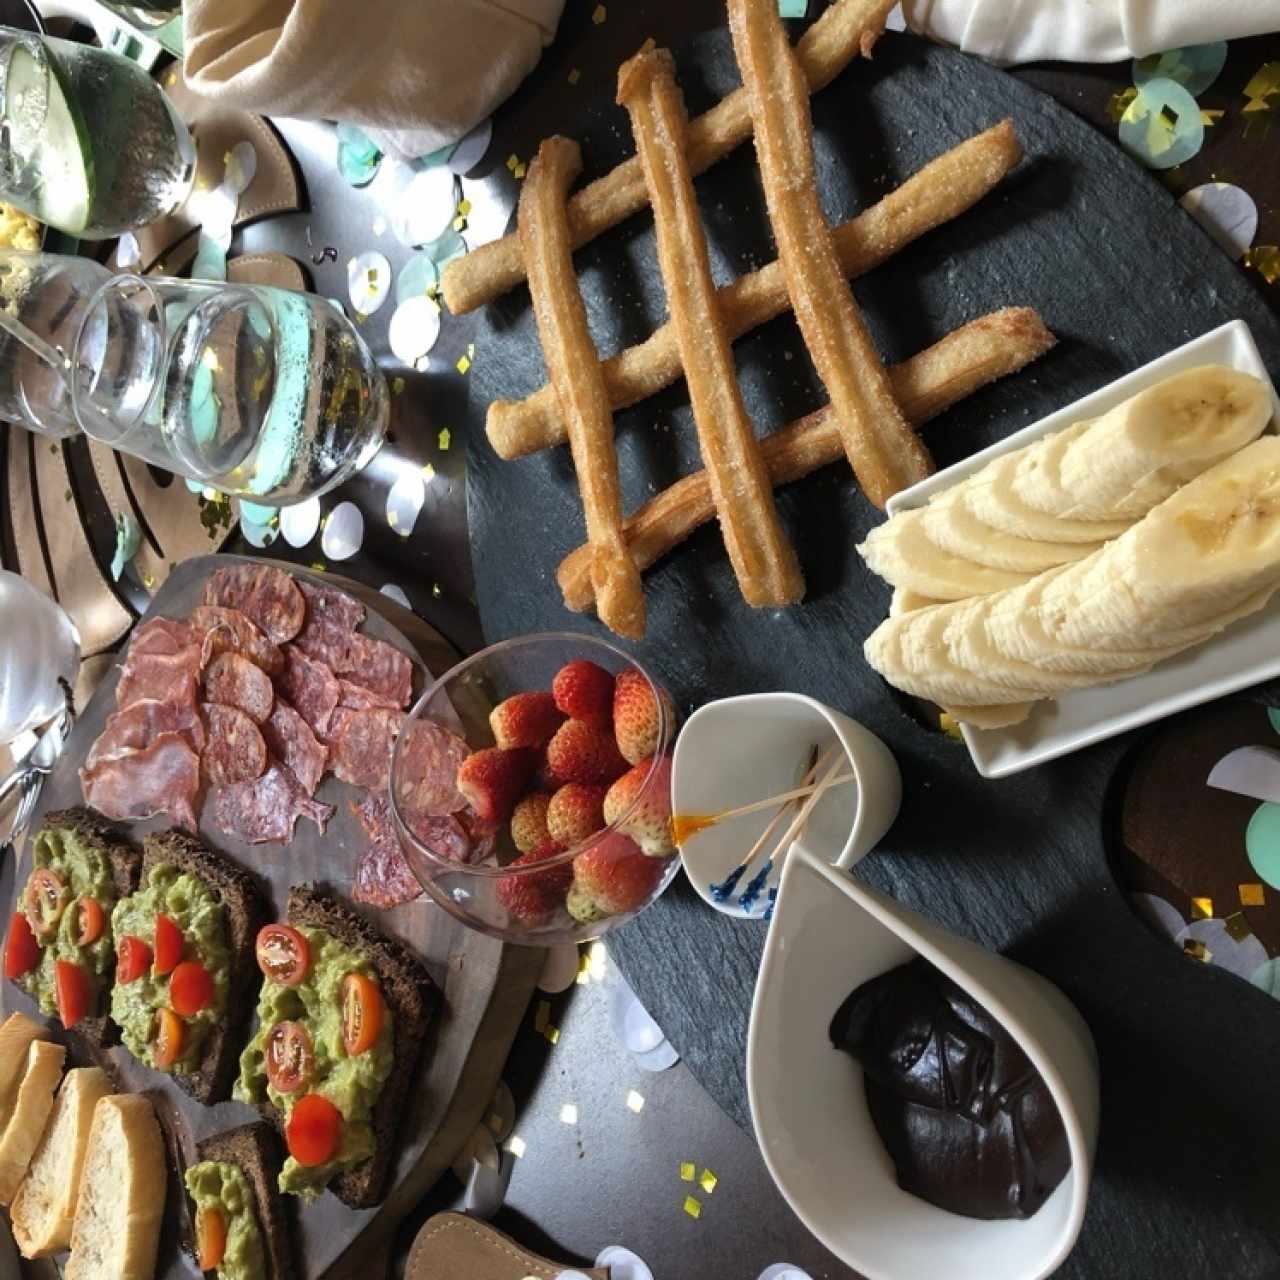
[860,365,1277,727]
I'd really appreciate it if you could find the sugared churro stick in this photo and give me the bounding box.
[727,0,932,510]
[617,43,804,608]
[558,309,1056,612]
[488,121,1022,460]
[519,137,645,639]
[442,0,898,314]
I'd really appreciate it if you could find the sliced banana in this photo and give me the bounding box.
[946,702,1034,729]
[889,587,942,615]
[1009,420,1092,515]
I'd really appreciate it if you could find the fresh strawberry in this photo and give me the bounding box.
[510,791,553,854]
[497,840,571,922]
[566,832,665,924]
[547,783,606,848]
[456,747,537,824]
[613,668,675,765]
[603,755,674,856]
[546,718,628,786]
[552,659,614,723]
[490,692,565,750]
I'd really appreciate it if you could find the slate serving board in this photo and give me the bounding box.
[464,24,1280,1280]
[0,555,544,1280]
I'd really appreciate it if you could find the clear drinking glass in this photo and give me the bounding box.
[0,25,195,238]
[0,569,79,743]
[69,275,390,505]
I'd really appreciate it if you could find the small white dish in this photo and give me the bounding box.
[885,319,1280,778]
[673,693,901,919]
[748,847,1099,1280]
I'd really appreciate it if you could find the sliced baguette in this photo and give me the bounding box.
[65,1094,165,1280]
[0,1012,48,1126]
[11,1066,112,1257]
[0,1039,65,1204]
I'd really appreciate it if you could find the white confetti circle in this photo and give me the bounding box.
[1174,918,1268,979]
[379,583,411,609]
[757,1267,814,1280]
[449,118,493,175]
[321,501,364,560]
[280,495,321,548]
[1179,183,1258,260]
[594,1247,654,1280]
[225,140,258,193]
[538,944,581,994]
[388,296,442,368]
[347,250,393,316]
[393,166,459,247]
[622,994,665,1054]
[385,469,426,539]
[116,232,141,269]
[1128,892,1186,943]
[634,1040,680,1072]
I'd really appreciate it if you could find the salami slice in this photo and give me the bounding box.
[403,810,474,864]
[351,790,422,908]
[337,678,401,712]
[326,707,403,791]
[203,652,274,724]
[277,647,340,738]
[85,698,205,772]
[190,605,284,675]
[294,580,366,666]
[260,700,327,796]
[128,617,201,658]
[117,648,201,712]
[201,704,268,785]
[212,763,334,844]
[80,732,201,832]
[395,719,469,816]
[202,564,305,644]
[333,633,414,708]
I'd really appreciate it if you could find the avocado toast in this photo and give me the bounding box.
[235,886,438,1208]
[6,809,141,1047]
[111,830,268,1104]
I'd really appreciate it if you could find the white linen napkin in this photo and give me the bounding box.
[900,0,1280,64]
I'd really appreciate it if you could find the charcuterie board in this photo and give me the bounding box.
[1,554,545,1279]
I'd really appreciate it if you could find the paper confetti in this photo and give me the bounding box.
[1183,939,1212,962]
[388,297,442,367]
[592,4,606,23]
[320,501,364,561]
[348,251,392,316]
[1133,42,1227,96]
[778,0,808,14]
[1106,87,1138,123]
[1243,62,1280,108]
[680,1163,695,1181]
[626,1090,645,1113]
[1191,896,1214,920]
[1244,245,1280,284]
[1179,183,1258,259]
[385,470,426,539]
[1224,912,1253,942]
[506,1136,526,1158]
[1240,883,1266,907]
[456,353,472,374]
[1119,77,1206,169]
[699,1169,718,1195]
[438,427,451,450]
[337,124,382,187]
[938,712,963,741]
[682,1196,702,1219]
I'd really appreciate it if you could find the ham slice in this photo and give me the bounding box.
[260,701,327,796]
[116,648,201,712]
[85,698,205,772]
[80,732,201,832]
[212,763,333,844]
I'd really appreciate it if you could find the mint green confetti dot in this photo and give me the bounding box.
[1133,43,1227,97]
[1267,708,1280,735]
[1118,77,1205,170]
[110,513,141,581]
[1251,957,1280,1000]
[337,124,382,187]
[778,0,807,13]
[395,254,439,306]
[418,141,458,168]
[1246,802,1280,891]
[239,501,277,525]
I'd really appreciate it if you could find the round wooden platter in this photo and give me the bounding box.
[0,553,545,1280]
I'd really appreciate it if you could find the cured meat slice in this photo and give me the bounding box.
[128,617,200,658]
[277,647,340,738]
[202,564,305,644]
[294,580,366,666]
[80,732,201,832]
[85,698,206,772]
[351,790,422,908]
[201,704,268,786]
[333,634,414,708]
[402,811,474,864]
[326,707,403,791]
[189,605,284,675]
[212,763,333,845]
[337,678,402,712]
[394,719,469,817]
[260,700,327,796]
[116,648,200,712]
[203,652,274,724]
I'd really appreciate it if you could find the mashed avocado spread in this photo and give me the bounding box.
[184,1160,266,1280]
[234,925,394,1199]
[110,864,230,1073]
[23,826,116,1016]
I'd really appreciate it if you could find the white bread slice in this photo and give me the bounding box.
[11,1066,112,1257]
[0,1039,65,1204]
[66,1094,166,1280]
[0,1013,48,1126]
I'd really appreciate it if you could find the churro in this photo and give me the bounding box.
[617,42,804,608]
[442,0,898,314]
[488,121,1022,460]
[557,309,1057,612]
[519,136,646,638]
[727,0,932,509]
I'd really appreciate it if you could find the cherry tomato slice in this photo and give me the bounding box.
[169,961,214,1016]
[153,1007,184,1068]
[54,960,90,1029]
[195,1204,228,1270]
[285,1093,341,1167]
[23,868,68,939]
[255,925,310,987]
[4,912,40,980]
[116,935,152,984]
[152,914,182,976]
[265,1020,314,1094]
[341,973,384,1057]
[75,897,105,947]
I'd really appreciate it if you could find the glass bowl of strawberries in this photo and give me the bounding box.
[389,632,680,944]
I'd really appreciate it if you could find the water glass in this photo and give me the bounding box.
[0,569,79,745]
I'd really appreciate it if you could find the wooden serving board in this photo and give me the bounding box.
[0,554,545,1280]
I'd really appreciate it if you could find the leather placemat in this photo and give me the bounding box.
[407,1213,608,1280]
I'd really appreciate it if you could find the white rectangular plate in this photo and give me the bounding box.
[884,320,1280,779]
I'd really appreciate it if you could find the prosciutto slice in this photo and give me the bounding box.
[116,647,201,712]
[212,763,333,844]
[85,698,205,772]
[80,732,201,832]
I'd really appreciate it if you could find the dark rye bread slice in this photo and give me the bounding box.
[140,830,269,1104]
[17,807,141,1052]
[280,885,438,1208]
[190,1123,296,1280]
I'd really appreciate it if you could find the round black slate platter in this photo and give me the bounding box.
[464,24,1280,1278]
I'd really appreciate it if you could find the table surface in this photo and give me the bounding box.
[3,3,1280,1278]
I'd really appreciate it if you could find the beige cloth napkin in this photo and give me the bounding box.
[183,0,565,159]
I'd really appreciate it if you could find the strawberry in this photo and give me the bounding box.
[457,747,537,823]
[566,832,665,924]
[510,791,553,854]
[489,692,565,750]
[552,659,614,723]
[497,840,571,922]
[546,718,628,787]
[547,782,606,848]
[603,755,674,856]
[613,668,675,765]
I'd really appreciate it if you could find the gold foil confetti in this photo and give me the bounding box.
[592,3,607,23]
[1240,883,1266,907]
[1200,109,1225,126]
[534,1000,550,1032]
[422,462,436,480]
[1243,62,1280,107]
[682,1195,701,1219]
[545,1026,560,1044]
[392,376,405,395]
[1106,87,1138,122]
[1244,245,1280,284]
[1191,896,1214,920]
[1183,939,1212,963]
[506,154,520,171]
[514,162,527,180]
[938,712,962,742]
[559,1103,578,1125]
[438,427,451,450]
[432,582,443,598]
[569,68,581,84]
[507,1136,526,1158]
[457,199,472,217]
[680,1162,695,1181]
[1225,912,1252,942]
[456,353,472,374]
[627,1090,645,1113]
[699,1169,718,1194]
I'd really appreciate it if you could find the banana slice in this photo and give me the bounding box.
[889,588,942,615]
[946,702,1034,729]
[963,455,1132,544]
[1010,420,1092,515]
